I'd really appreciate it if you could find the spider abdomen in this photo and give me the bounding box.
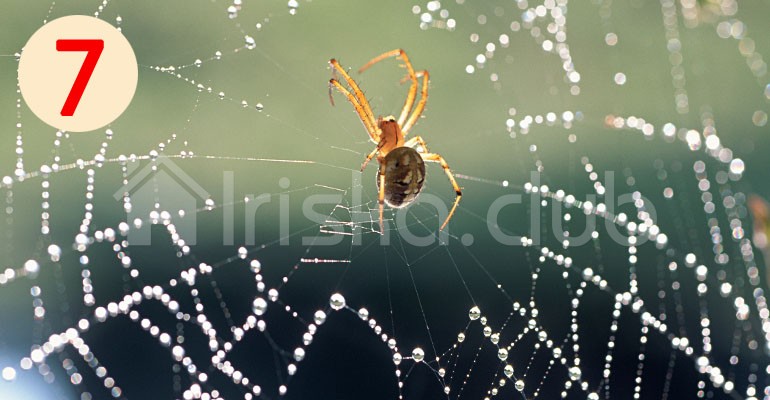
[377,147,426,208]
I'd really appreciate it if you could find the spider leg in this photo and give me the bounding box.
[419,152,462,231]
[360,141,386,172]
[358,49,418,128]
[402,70,429,135]
[329,78,379,142]
[378,171,386,234]
[403,134,429,153]
[329,59,380,142]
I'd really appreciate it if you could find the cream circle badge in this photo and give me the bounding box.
[18,15,138,132]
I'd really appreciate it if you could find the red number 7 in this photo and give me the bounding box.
[56,39,104,116]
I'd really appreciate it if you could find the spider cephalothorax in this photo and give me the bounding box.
[328,49,461,232]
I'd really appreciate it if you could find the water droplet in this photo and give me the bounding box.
[752,110,767,126]
[330,293,345,310]
[245,35,256,50]
[314,310,327,325]
[47,245,61,261]
[227,5,238,19]
[605,32,618,46]
[288,0,299,14]
[412,347,425,362]
[614,72,627,85]
[2,367,16,381]
[504,364,514,378]
[194,59,202,67]
[255,103,264,111]
[515,379,525,391]
[498,348,508,360]
[393,352,402,365]
[469,306,481,320]
[293,347,305,362]
[569,366,582,380]
[250,259,261,273]
[24,260,39,274]
[252,297,267,315]
[730,158,745,174]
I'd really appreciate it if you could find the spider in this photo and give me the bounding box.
[328,49,462,232]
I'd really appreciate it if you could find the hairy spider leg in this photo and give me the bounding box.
[402,70,429,134]
[378,171,387,233]
[358,49,419,129]
[360,140,386,172]
[328,78,379,142]
[329,59,379,142]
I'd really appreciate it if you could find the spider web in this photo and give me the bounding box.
[0,0,769,399]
